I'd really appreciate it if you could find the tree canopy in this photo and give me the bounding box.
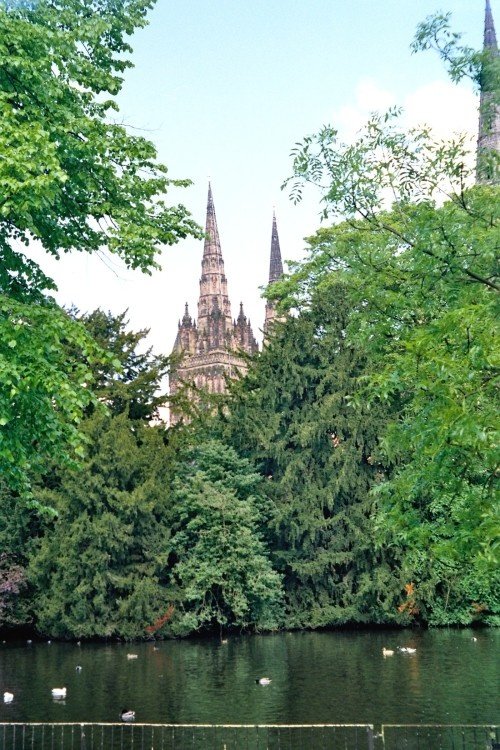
[0,0,202,493]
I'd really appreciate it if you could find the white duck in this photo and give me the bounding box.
[120,709,135,721]
[3,692,14,703]
[399,647,417,654]
[256,677,272,685]
[382,648,394,656]
[51,688,67,698]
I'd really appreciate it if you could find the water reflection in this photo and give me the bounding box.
[0,630,498,726]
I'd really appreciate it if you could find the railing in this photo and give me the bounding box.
[380,724,500,749]
[0,723,498,749]
[0,723,375,749]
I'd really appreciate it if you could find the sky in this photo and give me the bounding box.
[29,0,492,355]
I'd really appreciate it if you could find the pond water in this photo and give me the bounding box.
[0,630,498,726]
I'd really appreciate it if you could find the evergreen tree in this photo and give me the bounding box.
[28,312,176,639]
[29,413,173,639]
[222,283,396,627]
[165,440,283,637]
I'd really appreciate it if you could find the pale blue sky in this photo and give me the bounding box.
[35,0,493,353]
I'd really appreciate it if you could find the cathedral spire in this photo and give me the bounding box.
[484,0,498,50]
[477,0,500,183]
[264,212,284,334]
[268,211,284,284]
[204,182,222,259]
[197,183,233,339]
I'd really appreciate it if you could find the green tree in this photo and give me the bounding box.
[165,440,283,637]
[0,0,202,493]
[27,312,177,638]
[281,34,499,623]
[29,412,174,639]
[221,285,398,627]
[79,308,170,421]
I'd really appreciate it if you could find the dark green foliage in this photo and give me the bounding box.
[79,308,170,421]
[164,440,283,637]
[27,312,177,639]
[221,284,397,628]
[29,412,173,639]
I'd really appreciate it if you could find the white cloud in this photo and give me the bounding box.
[334,77,477,151]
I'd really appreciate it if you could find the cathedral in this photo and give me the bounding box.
[169,1,498,424]
[168,184,283,423]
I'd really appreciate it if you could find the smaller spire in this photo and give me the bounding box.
[485,0,498,50]
[269,213,284,284]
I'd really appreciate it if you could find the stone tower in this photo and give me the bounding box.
[263,212,284,334]
[169,184,258,423]
[477,0,500,183]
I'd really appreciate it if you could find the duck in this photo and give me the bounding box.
[76,665,82,672]
[126,653,138,660]
[382,648,394,656]
[120,709,135,721]
[51,688,67,698]
[3,692,14,703]
[256,677,272,685]
[399,647,417,654]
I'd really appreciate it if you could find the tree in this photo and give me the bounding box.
[165,440,283,636]
[280,28,499,623]
[221,284,398,627]
[0,0,201,268]
[0,298,105,493]
[0,552,28,629]
[29,412,174,639]
[79,308,170,422]
[28,311,178,638]
[0,0,202,493]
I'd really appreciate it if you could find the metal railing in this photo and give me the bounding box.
[0,723,375,749]
[380,724,500,750]
[0,723,498,749]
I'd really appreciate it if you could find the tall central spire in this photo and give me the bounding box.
[477,0,500,183]
[169,184,258,422]
[197,183,233,335]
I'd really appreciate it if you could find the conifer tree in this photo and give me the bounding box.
[222,283,397,627]
[28,312,175,638]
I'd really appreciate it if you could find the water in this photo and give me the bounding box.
[0,630,498,726]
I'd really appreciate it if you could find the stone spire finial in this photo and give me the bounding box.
[182,302,192,326]
[477,0,500,183]
[237,301,246,324]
